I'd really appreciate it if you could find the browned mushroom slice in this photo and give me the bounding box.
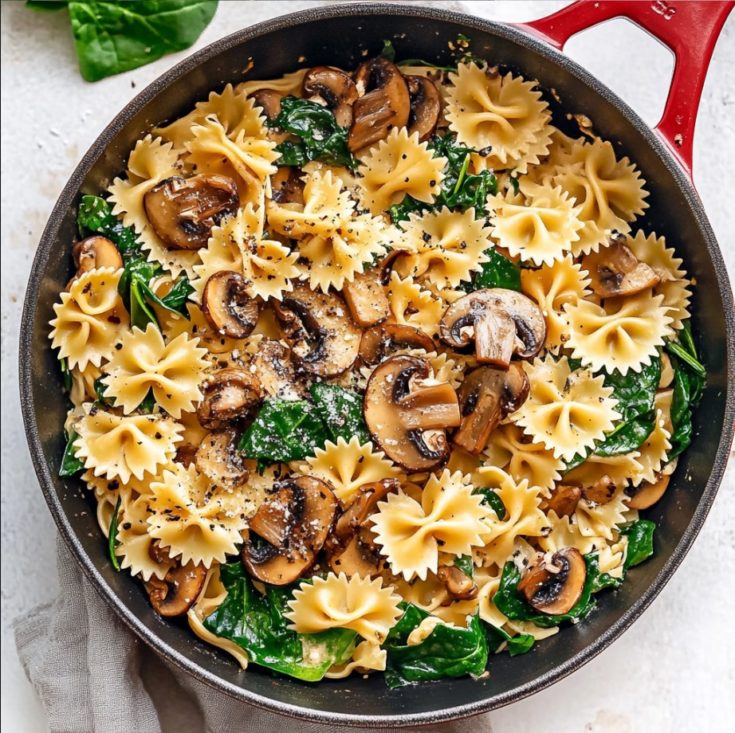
[453,363,529,454]
[72,235,123,275]
[328,532,385,578]
[251,89,284,121]
[143,174,239,250]
[364,354,461,471]
[625,473,670,510]
[359,322,435,366]
[196,368,263,429]
[272,283,361,377]
[271,166,305,204]
[349,57,411,151]
[343,270,391,327]
[201,271,260,339]
[175,444,198,467]
[405,75,441,141]
[251,339,307,400]
[582,236,661,298]
[437,564,478,601]
[144,561,207,617]
[303,66,359,127]
[518,548,587,615]
[242,476,337,585]
[195,429,248,488]
[439,289,546,369]
[582,475,617,504]
[540,485,582,517]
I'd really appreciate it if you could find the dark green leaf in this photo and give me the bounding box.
[60,357,73,393]
[108,495,122,572]
[564,452,587,472]
[594,413,655,457]
[139,390,157,414]
[159,275,194,313]
[665,341,705,377]
[238,399,329,463]
[383,605,488,688]
[475,488,507,520]
[268,97,356,169]
[68,0,218,82]
[493,554,601,628]
[26,1,68,11]
[482,622,535,656]
[380,39,396,62]
[59,430,85,477]
[463,248,521,292]
[129,277,159,330]
[94,375,110,403]
[509,175,520,194]
[204,563,356,681]
[453,555,474,578]
[621,519,656,569]
[77,194,140,257]
[309,383,370,444]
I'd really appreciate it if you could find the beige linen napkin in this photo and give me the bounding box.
[14,537,494,733]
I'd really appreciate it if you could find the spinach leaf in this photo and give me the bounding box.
[621,519,656,570]
[77,194,140,258]
[595,413,655,457]
[238,399,329,463]
[483,622,535,656]
[475,488,507,520]
[380,39,397,62]
[383,604,488,688]
[60,357,73,393]
[268,96,356,169]
[493,554,601,628]
[463,248,521,292]
[309,383,370,444]
[59,430,85,477]
[454,554,474,578]
[108,495,122,572]
[204,563,356,681]
[67,0,218,82]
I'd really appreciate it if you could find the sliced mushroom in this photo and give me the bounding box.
[437,565,478,601]
[349,57,410,152]
[453,363,529,454]
[195,429,248,488]
[196,368,263,429]
[439,289,546,369]
[303,66,359,128]
[540,485,582,518]
[359,322,435,366]
[143,174,239,250]
[625,473,670,510]
[581,475,617,504]
[582,236,661,298]
[271,166,305,204]
[251,89,284,121]
[144,561,207,617]
[72,235,123,274]
[272,283,361,377]
[251,339,307,400]
[405,75,441,141]
[175,443,199,467]
[518,548,586,615]
[242,476,337,585]
[201,271,260,339]
[364,354,461,471]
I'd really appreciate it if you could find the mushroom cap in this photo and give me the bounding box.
[273,283,361,378]
[196,367,263,429]
[144,561,206,617]
[582,236,661,298]
[405,75,442,142]
[625,472,670,510]
[201,271,260,339]
[518,548,587,615]
[72,235,123,275]
[143,174,239,251]
[359,322,435,366]
[251,339,308,401]
[363,354,461,471]
[437,564,479,601]
[303,66,359,128]
[195,429,248,489]
[439,288,546,369]
[540,485,583,518]
[251,88,283,120]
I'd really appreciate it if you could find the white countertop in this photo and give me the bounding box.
[2,2,733,731]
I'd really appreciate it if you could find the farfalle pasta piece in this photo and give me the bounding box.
[395,208,491,288]
[70,363,103,407]
[147,464,251,567]
[575,488,629,540]
[565,291,673,375]
[537,511,602,557]
[629,410,671,486]
[551,138,649,255]
[483,424,563,492]
[357,128,445,214]
[371,470,492,580]
[163,303,249,356]
[300,437,402,503]
[564,450,643,489]
[386,272,443,337]
[325,640,387,679]
[514,355,621,461]
[74,409,183,483]
[446,63,550,171]
[102,324,208,418]
[520,255,591,351]
[49,268,128,370]
[472,466,548,568]
[286,573,402,643]
[237,68,308,98]
[625,230,692,331]
[488,181,583,266]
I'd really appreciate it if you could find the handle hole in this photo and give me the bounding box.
[564,18,674,126]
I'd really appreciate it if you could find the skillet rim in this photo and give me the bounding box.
[19,2,735,727]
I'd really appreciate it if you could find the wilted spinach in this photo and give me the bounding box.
[108,495,122,571]
[621,519,656,570]
[204,563,356,681]
[475,488,507,520]
[383,604,488,688]
[268,97,356,169]
[77,194,140,258]
[462,248,521,292]
[59,430,85,477]
[60,357,73,393]
[309,383,370,444]
[483,623,535,656]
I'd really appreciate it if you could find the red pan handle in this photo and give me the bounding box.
[516,0,733,178]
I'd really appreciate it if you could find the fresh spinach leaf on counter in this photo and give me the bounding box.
[203,563,356,681]
[59,430,85,477]
[621,519,656,570]
[108,494,122,571]
[483,623,535,657]
[462,248,521,292]
[77,194,140,258]
[493,554,602,628]
[268,96,356,169]
[383,604,488,688]
[309,383,370,444]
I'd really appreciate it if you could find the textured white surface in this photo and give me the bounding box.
[1,1,733,731]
